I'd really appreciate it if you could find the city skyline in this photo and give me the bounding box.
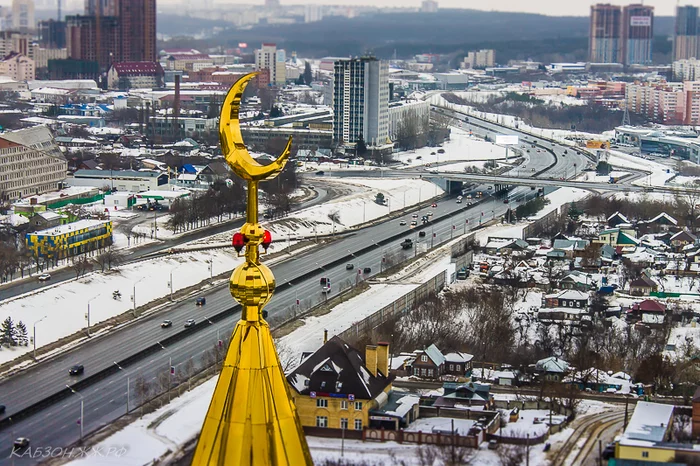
[154,0,699,17]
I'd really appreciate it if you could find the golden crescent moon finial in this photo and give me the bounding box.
[220,72,292,181]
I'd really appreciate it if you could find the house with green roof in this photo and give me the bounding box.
[593,228,639,248]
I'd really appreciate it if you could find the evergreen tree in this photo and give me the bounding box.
[270,105,283,118]
[1,316,17,347]
[303,61,313,86]
[16,321,28,346]
[296,75,305,85]
[356,136,368,156]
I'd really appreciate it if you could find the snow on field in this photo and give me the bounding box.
[606,150,676,189]
[392,126,510,168]
[499,409,566,438]
[0,249,245,365]
[277,283,418,367]
[264,178,443,239]
[671,175,700,186]
[405,417,476,435]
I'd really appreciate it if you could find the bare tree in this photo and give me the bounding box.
[94,247,121,272]
[132,374,151,405]
[497,443,527,466]
[71,256,93,278]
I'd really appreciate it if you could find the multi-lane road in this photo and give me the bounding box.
[0,109,587,464]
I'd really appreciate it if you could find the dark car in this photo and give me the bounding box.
[363,267,371,274]
[196,297,206,306]
[69,365,84,376]
[419,231,426,237]
[602,443,616,460]
[316,171,325,176]
[320,277,329,285]
[346,263,354,270]
[0,404,5,415]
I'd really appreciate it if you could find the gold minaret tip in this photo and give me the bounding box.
[191,73,313,466]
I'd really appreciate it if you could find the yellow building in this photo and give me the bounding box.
[615,401,678,464]
[287,336,393,433]
[26,219,113,259]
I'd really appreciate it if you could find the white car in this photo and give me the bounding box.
[400,220,407,226]
[38,273,51,281]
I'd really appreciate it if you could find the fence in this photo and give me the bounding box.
[337,270,447,342]
[363,428,479,448]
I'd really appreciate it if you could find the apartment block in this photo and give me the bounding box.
[332,57,390,149]
[255,43,286,86]
[589,4,622,63]
[0,52,34,80]
[622,4,654,66]
[461,49,495,69]
[674,5,699,61]
[0,126,67,201]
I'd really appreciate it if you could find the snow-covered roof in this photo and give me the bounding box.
[424,344,446,367]
[31,219,110,237]
[535,356,569,373]
[622,401,673,443]
[444,352,473,364]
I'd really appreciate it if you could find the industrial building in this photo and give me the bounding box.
[68,169,169,192]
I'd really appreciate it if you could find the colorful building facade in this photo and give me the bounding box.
[26,219,113,259]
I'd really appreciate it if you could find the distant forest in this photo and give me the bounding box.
[157,9,674,63]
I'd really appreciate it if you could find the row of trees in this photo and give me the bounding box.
[392,110,453,151]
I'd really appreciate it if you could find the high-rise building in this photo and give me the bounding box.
[11,0,35,32]
[255,43,286,86]
[38,19,66,49]
[462,49,495,69]
[674,6,699,61]
[622,4,654,66]
[589,4,622,64]
[66,0,156,71]
[332,57,390,149]
[421,0,438,13]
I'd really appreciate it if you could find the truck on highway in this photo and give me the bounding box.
[401,239,413,250]
[609,176,620,184]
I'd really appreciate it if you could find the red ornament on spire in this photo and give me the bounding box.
[262,230,272,250]
[232,232,245,253]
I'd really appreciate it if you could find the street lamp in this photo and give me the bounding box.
[86,295,100,337]
[114,362,130,413]
[207,259,213,282]
[66,385,84,440]
[168,266,181,301]
[33,316,47,360]
[132,277,145,315]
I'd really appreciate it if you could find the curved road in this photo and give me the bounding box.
[0,111,585,465]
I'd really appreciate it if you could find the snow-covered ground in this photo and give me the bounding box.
[0,246,293,365]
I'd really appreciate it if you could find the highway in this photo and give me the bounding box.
[0,110,584,464]
[0,184,333,302]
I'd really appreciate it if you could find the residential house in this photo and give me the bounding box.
[552,239,590,259]
[607,211,630,228]
[443,352,474,379]
[593,228,639,248]
[559,271,595,291]
[542,290,590,309]
[640,212,678,232]
[27,210,62,230]
[286,336,393,432]
[408,344,446,379]
[629,299,666,323]
[107,62,165,90]
[600,244,617,263]
[670,230,697,252]
[198,162,231,185]
[484,237,529,255]
[534,356,569,382]
[432,381,492,408]
[629,275,658,296]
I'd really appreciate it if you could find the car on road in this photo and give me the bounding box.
[13,438,30,450]
[320,277,329,285]
[321,285,331,294]
[184,319,196,328]
[38,273,51,281]
[427,212,433,217]
[431,203,437,208]
[410,220,417,226]
[0,404,5,415]
[363,267,371,274]
[399,220,407,226]
[346,263,354,270]
[161,320,173,328]
[602,443,616,460]
[196,297,206,306]
[503,199,510,204]
[488,439,498,450]
[315,171,325,176]
[69,364,84,376]
[419,231,426,237]
[456,199,462,204]
[412,214,418,218]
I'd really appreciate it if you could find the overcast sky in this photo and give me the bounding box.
[202,0,700,17]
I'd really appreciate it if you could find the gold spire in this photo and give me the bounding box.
[191,73,313,466]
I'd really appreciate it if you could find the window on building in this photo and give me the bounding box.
[316,416,328,428]
[421,355,428,362]
[421,368,427,376]
[449,364,454,371]
[354,401,363,411]
[413,367,419,376]
[340,418,348,429]
[316,398,328,408]
[427,369,434,377]
[642,452,649,458]
[340,400,348,410]
[354,419,363,430]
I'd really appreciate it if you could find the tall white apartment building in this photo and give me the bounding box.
[255,43,286,86]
